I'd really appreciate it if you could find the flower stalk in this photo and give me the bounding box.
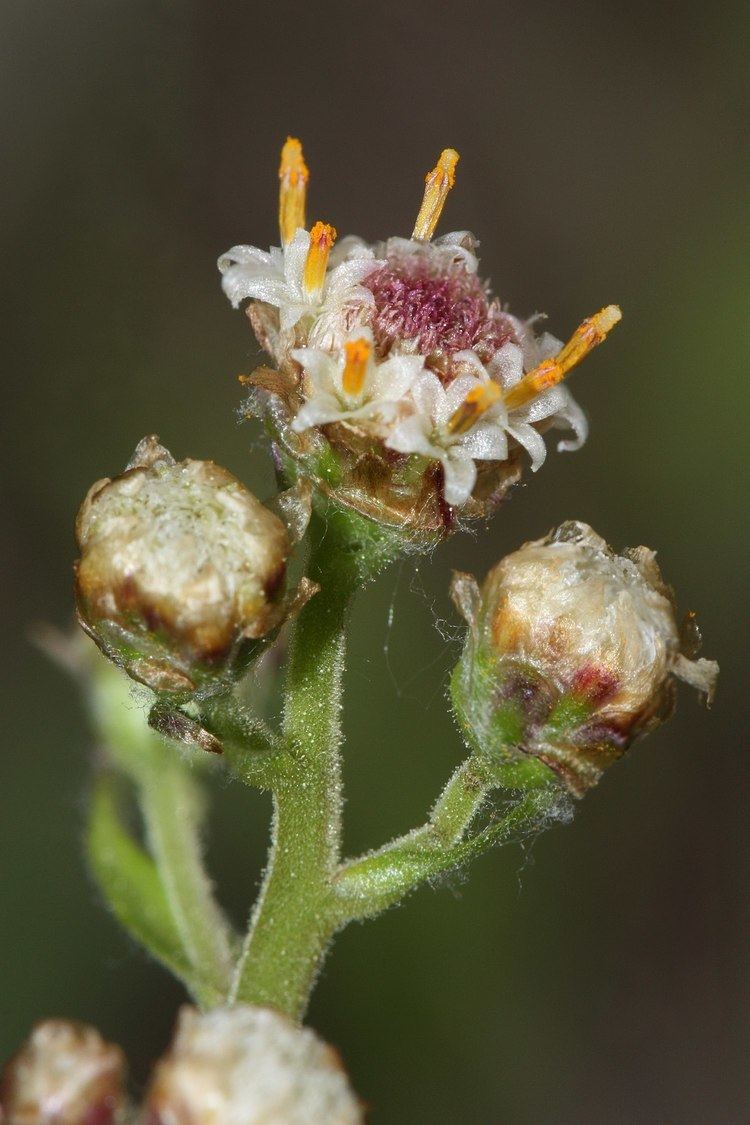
[229,508,403,1016]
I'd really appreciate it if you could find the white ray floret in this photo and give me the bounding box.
[482,340,588,464]
[218,228,380,344]
[385,366,510,507]
[386,342,588,507]
[291,330,424,432]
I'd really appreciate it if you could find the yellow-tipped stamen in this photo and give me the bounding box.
[503,305,622,412]
[412,148,460,241]
[302,221,337,298]
[447,381,502,435]
[342,337,372,397]
[278,136,309,245]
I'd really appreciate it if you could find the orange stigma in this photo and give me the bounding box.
[303,221,337,298]
[412,148,460,241]
[447,381,502,435]
[503,305,622,411]
[342,337,372,396]
[279,136,309,245]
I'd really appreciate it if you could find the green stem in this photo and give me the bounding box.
[200,693,288,790]
[333,783,564,920]
[428,757,494,844]
[231,507,401,1018]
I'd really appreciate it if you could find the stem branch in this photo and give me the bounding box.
[333,760,565,920]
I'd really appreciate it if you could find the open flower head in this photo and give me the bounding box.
[450,521,718,794]
[222,139,621,540]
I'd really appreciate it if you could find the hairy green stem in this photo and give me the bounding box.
[428,757,494,844]
[200,693,287,790]
[230,508,401,1017]
[333,783,564,919]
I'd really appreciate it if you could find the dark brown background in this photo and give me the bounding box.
[2,2,748,1121]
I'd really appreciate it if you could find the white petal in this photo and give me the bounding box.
[517,324,562,370]
[443,373,485,417]
[291,347,339,394]
[291,395,345,431]
[431,232,480,273]
[280,301,313,331]
[328,236,374,267]
[345,400,396,425]
[221,271,288,310]
[533,330,563,364]
[488,342,524,388]
[516,385,568,424]
[507,423,548,471]
[451,350,487,379]
[442,451,478,506]
[283,229,310,293]
[459,421,509,462]
[386,414,438,459]
[217,244,275,274]
[370,355,424,401]
[326,258,381,296]
[553,388,588,452]
[409,371,445,423]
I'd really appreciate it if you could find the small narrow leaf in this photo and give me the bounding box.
[87,775,221,1004]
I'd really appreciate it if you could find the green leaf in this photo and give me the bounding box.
[87,775,221,1004]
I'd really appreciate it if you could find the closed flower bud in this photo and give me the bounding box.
[0,1019,126,1124]
[75,436,314,696]
[141,1005,362,1124]
[450,521,718,795]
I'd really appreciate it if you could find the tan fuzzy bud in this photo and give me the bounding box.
[141,1005,363,1124]
[0,1019,126,1124]
[75,437,311,695]
[451,521,718,794]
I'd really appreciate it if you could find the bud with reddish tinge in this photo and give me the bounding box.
[450,521,718,794]
[75,437,315,696]
[141,1005,362,1124]
[0,1019,126,1124]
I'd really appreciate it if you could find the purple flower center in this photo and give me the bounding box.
[364,249,518,362]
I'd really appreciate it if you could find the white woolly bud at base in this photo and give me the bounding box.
[143,1005,363,1124]
[0,1019,126,1124]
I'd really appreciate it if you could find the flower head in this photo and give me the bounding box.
[450,521,718,794]
[75,436,314,695]
[143,1005,362,1124]
[223,138,621,540]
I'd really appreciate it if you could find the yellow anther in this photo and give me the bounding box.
[503,305,622,411]
[447,381,502,435]
[412,148,460,241]
[302,221,337,298]
[342,337,372,396]
[278,136,309,245]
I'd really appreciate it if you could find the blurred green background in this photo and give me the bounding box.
[1,1,748,1120]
